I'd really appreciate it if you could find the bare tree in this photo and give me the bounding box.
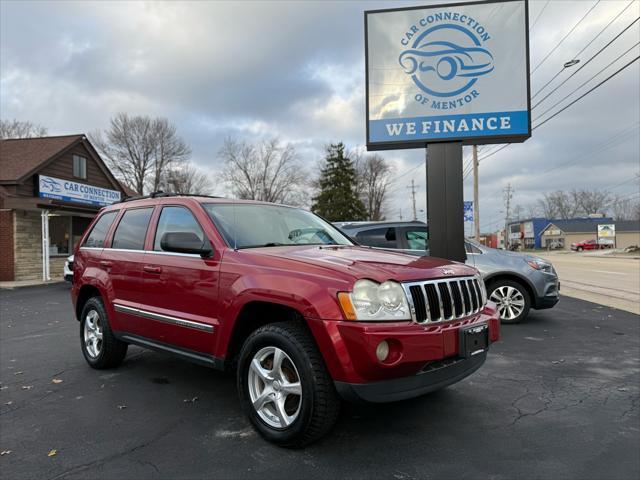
[0,119,47,139]
[219,137,307,205]
[163,163,215,195]
[354,153,393,221]
[572,188,610,215]
[537,191,579,219]
[90,113,191,195]
[610,195,640,220]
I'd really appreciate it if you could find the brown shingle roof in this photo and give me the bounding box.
[0,134,84,182]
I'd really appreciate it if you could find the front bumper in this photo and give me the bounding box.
[306,305,500,402]
[335,351,487,403]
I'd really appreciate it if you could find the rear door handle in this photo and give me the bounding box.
[143,265,162,274]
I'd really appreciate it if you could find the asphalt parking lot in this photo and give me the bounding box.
[1,283,638,480]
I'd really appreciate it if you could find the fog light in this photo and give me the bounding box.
[376,340,389,362]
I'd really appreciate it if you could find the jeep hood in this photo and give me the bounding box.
[246,245,477,283]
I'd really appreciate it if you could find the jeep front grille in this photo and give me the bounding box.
[402,276,486,324]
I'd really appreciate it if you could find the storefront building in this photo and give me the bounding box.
[0,134,130,281]
[540,219,640,250]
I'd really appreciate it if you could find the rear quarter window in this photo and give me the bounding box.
[356,227,398,248]
[82,211,118,248]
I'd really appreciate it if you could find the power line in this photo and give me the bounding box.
[533,16,640,109]
[529,0,551,33]
[533,42,639,122]
[531,0,601,76]
[532,2,636,101]
[534,55,639,130]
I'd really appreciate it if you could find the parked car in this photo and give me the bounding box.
[64,255,74,282]
[72,195,499,447]
[571,239,610,251]
[337,221,559,324]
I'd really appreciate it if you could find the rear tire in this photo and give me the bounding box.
[237,321,340,448]
[488,280,531,324]
[80,296,128,369]
[576,246,583,252]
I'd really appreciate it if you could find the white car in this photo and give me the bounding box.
[64,255,74,282]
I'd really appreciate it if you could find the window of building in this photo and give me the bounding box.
[356,227,397,248]
[49,215,71,256]
[154,206,204,251]
[83,211,118,248]
[72,217,93,249]
[73,155,87,179]
[112,208,153,250]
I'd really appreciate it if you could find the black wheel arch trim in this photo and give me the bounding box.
[483,272,539,308]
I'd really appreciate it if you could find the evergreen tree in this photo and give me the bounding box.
[312,143,367,221]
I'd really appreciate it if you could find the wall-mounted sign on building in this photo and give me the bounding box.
[597,224,616,246]
[38,175,121,206]
[365,0,530,150]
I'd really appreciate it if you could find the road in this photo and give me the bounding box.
[0,283,639,480]
[537,252,640,315]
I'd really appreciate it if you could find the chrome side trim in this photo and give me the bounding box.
[114,304,214,333]
[80,247,103,251]
[81,247,202,258]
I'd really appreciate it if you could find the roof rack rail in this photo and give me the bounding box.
[120,191,224,203]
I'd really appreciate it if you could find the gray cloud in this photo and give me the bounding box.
[1,0,638,226]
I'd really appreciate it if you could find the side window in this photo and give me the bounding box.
[83,211,118,248]
[356,227,397,248]
[405,229,428,250]
[465,242,482,254]
[154,206,204,251]
[112,208,153,250]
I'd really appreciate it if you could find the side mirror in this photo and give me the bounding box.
[160,232,213,258]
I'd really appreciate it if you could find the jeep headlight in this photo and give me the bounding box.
[338,279,411,321]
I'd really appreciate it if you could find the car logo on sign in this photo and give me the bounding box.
[441,268,455,275]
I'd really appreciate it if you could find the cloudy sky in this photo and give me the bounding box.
[1,0,639,231]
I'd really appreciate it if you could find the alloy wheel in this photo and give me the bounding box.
[247,346,302,429]
[490,286,526,321]
[83,310,103,358]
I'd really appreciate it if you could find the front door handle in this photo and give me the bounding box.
[99,260,113,269]
[143,265,162,274]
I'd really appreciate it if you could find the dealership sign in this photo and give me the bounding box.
[597,224,616,245]
[38,175,121,206]
[463,201,473,222]
[365,0,530,150]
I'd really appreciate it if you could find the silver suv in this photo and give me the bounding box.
[336,221,559,323]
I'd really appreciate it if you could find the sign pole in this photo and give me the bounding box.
[426,142,466,263]
[473,145,480,240]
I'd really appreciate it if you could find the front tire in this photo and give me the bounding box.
[488,280,531,324]
[237,321,340,447]
[80,297,128,369]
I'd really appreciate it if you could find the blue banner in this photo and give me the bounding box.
[369,110,528,143]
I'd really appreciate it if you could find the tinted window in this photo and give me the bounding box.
[154,206,204,251]
[203,204,352,248]
[465,242,482,254]
[405,228,428,250]
[356,227,397,248]
[112,208,153,250]
[83,211,117,248]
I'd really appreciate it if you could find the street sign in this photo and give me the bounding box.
[597,224,616,246]
[463,201,473,222]
[365,0,530,150]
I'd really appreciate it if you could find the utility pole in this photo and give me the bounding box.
[503,183,514,249]
[407,179,418,221]
[472,145,480,240]
[399,208,403,221]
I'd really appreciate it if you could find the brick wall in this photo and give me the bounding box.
[14,210,43,281]
[0,210,15,281]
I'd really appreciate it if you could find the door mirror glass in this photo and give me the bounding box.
[160,232,213,257]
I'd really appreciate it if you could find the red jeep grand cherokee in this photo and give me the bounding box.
[71,194,499,446]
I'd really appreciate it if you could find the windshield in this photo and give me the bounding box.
[203,204,354,249]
